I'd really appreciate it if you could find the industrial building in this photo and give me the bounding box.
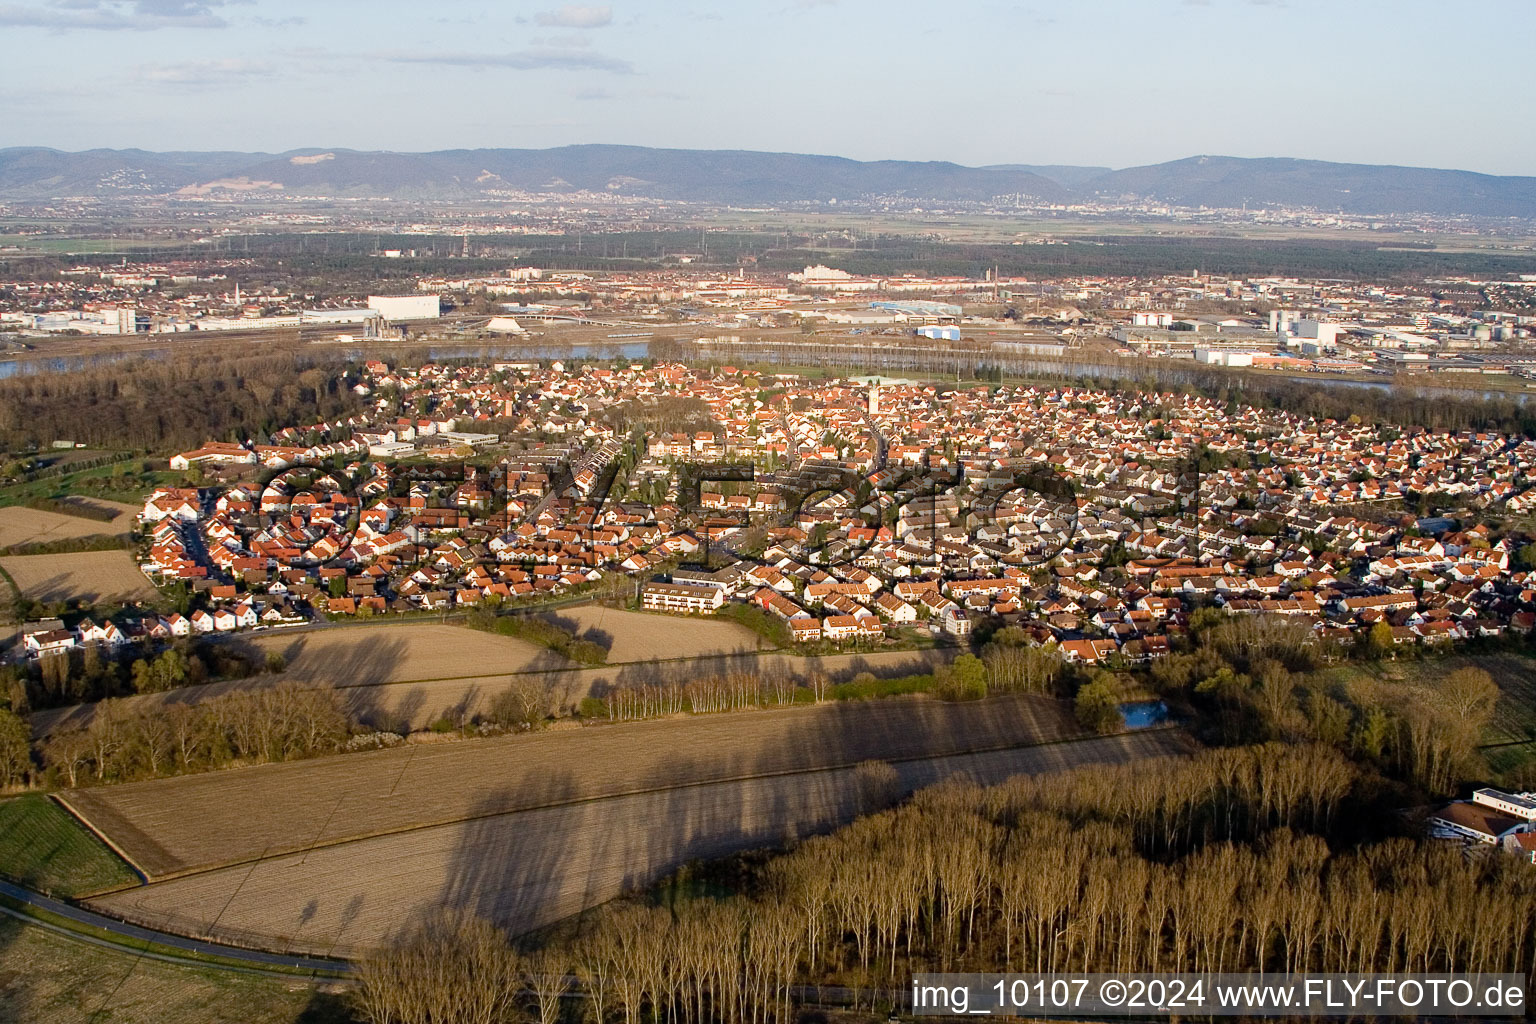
[870,300,962,321]
[21,307,141,334]
[1194,348,1255,367]
[368,294,441,321]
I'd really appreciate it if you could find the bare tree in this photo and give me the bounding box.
[352,912,523,1024]
[525,949,571,1024]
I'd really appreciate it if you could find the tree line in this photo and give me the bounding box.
[587,668,811,721]
[33,684,350,787]
[466,609,608,667]
[352,743,1536,1024]
[6,638,272,713]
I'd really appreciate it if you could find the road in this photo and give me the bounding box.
[0,878,353,976]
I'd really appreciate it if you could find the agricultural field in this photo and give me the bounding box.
[89,726,1191,955]
[0,795,138,898]
[0,916,347,1024]
[0,549,154,604]
[541,605,767,662]
[237,622,571,686]
[31,641,956,738]
[64,693,1083,879]
[0,503,131,549]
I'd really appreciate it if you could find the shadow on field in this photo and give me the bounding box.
[0,569,136,606]
[347,684,428,733]
[294,991,356,1023]
[426,692,1172,939]
[236,631,414,687]
[540,610,614,656]
[0,915,31,1023]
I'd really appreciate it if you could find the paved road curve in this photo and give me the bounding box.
[0,878,353,975]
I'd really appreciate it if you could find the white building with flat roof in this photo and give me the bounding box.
[1474,788,1536,821]
[368,294,441,321]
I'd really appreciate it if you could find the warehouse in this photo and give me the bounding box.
[368,294,441,321]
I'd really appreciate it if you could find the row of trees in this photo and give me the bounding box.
[582,638,1069,725]
[35,684,350,786]
[586,669,816,722]
[583,652,1060,723]
[978,626,1064,694]
[353,744,1536,1024]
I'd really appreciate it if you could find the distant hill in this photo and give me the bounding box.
[983,163,1112,189]
[0,145,1070,205]
[1081,155,1536,218]
[0,146,1532,217]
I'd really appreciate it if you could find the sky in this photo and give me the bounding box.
[2,0,1533,176]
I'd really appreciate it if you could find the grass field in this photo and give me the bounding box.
[88,725,1190,955]
[0,505,131,549]
[1312,649,1536,785]
[0,915,347,1024]
[0,462,171,510]
[1313,649,1536,746]
[0,549,155,604]
[0,795,139,898]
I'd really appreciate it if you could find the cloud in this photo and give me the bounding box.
[573,87,612,101]
[0,0,237,30]
[138,57,273,85]
[388,49,633,73]
[533,4,611,28]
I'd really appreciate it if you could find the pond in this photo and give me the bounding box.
[1120,700,1170,730]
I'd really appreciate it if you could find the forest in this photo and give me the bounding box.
[0,344,361,451]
